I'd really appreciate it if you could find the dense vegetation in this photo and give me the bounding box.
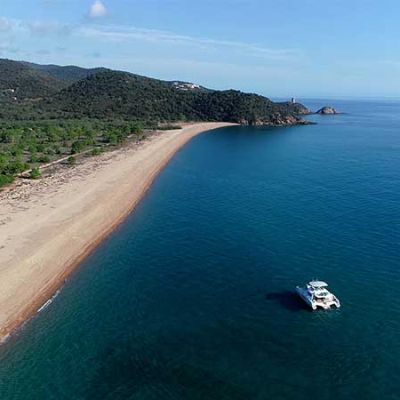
[0,58,309,187]
[0,119,144,187]
[22,62,108,84]
[0,59,64,101]
[40,71,308,124]
[0,59,308,124]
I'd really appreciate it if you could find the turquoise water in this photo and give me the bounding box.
[0,100,399,399]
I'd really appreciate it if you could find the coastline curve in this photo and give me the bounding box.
[0,122,236,342]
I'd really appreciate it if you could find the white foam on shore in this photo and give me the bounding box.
[0,333,11,344]
[37,289,61,313]
[1,287,65,345]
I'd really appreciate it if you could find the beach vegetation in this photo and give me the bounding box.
[157,124,183,130]
[0,119,148,186]
[29,167,41,179]
[91,148,102,156]
[67,156,76,166]
[0,173,14,187]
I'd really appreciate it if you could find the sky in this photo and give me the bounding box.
[0,0,400,98]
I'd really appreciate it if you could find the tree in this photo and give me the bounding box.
[67,156,76,166]
[37,155,50,163]
[30,167,41,179]
[71,140,84,154]
[0,174,14,188]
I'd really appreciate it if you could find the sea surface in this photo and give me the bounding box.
[0,99,399,399]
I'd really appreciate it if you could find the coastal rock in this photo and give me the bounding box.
[289,103,311,115]
[316,106,338,115]
[276,101,311,115]
[238,113,311,126]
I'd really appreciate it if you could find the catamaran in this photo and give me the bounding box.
[296,281,340,310]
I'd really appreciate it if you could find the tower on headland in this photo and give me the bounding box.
[291,97,296,104]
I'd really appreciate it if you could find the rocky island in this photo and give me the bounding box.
[316,106,339,115]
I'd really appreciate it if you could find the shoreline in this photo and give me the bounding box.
[0,122,235,342]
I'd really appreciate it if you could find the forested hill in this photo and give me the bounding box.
[0,58,310,124]
[44,70,310,124]
[0,59,64,100]
[21,62,108,84]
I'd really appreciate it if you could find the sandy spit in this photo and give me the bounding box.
[0,122,236,341]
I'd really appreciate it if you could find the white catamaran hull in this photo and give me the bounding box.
[296,286,340,310]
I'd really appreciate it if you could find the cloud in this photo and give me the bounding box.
[0,14,301,63]
[0,17,13,32]
[80,25,302,62]
[25,21,72,36]
[89,1,107,18]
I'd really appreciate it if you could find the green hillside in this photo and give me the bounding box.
[41,70,307,124]
[43,71,195,120]
[0,59,309,125]
[0,59,64,102]
[22,62,108,84]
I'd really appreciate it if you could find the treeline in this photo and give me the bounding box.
[0,119,144,187]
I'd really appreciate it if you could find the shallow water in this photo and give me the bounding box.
[0,99,399,399]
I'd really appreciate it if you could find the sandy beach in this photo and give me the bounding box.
[0,122,235,341]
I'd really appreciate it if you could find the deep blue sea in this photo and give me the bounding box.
[0,99,399,399]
